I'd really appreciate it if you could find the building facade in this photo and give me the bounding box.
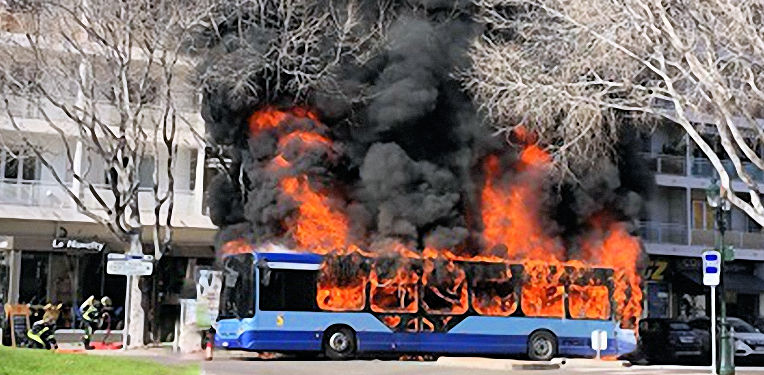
[640,125,764,324]
[0,6,217,343]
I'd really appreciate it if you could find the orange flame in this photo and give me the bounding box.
[370,257,419,313]
[481,154,563,261]
[281,176,349,254]
[521,260,565,318]
[220,239,253,255]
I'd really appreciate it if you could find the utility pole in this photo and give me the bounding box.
[706,180,735,375]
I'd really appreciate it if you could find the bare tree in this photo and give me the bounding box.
[463,0,764,225]
[0,0,213,346]
[199,0,393,106]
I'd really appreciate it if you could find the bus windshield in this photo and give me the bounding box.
[219,254,254,319]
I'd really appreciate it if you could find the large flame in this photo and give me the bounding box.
[227,109,643,329]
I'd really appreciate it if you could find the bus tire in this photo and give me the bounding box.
[323,327,356,360]
[528,330,557,361]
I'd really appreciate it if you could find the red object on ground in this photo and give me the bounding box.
[204,332,214,361]
[90,341,123,350]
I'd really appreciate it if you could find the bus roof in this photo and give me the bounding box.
[254,251,323,265]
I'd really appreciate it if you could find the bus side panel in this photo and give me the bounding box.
[448,316,619,357]
[417,332,526,354]
[218,311,394,352]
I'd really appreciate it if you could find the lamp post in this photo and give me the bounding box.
[706,180,734,375]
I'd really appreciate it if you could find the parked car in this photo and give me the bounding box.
[638,318,702,364]
[689,317,764,361]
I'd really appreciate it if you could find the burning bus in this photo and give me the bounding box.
[209,107,644,360]
[214,246,637,360]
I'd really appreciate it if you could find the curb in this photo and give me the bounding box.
[436,357,560,371]
[553,358,632,368]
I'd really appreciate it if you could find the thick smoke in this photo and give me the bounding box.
[199,2,652,257]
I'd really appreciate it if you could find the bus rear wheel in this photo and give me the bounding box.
[323,327,357,360]
[528,330,557,361]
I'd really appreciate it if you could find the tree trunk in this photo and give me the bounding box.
[126,231,145,348]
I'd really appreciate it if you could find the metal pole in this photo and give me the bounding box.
[122,275,130,350]
[712,285,717,375]
[717,207,735,375]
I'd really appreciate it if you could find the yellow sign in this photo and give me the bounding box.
[644,260,668,281]
[276,315,284,327]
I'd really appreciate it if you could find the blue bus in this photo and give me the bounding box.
[214,250,637,360]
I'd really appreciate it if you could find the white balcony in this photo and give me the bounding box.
[639,221,687,244]
[0,180,73,208]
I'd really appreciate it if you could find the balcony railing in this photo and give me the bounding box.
[643,154,686,175]
[690,228,764,249]
[642,153,764,183]
[638,221,688,244]
[0,180,74,208]
[691,158,764,182]
[640,221,764,249]
[81,186,201,217]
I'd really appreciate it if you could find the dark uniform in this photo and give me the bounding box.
[80,296,111,349]
[27,319,58,350]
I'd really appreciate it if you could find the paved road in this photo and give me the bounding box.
[202,359,764,375]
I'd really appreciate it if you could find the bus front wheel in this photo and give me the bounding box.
[323,327,357,360]
[528,330,557,361]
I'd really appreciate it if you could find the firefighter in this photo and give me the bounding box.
[27,303,61,350]
[79,295,111,349]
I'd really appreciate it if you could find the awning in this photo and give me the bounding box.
[681,271,764,293]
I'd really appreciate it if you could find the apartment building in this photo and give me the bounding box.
[640,124,764,323]
[0,5,217,342]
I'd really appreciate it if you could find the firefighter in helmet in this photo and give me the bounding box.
[27,303,62,350]
[79,295,112,349]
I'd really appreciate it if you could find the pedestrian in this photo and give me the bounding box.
[79,295,111,350]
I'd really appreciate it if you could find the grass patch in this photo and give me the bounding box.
[0,346,199,375]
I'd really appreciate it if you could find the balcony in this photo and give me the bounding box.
[638,222,687,244]
[640,221,764,250]
[691,158,764,182]
[81,185,201,217]
[0,180,73,207]
[690,228,764,250]
[644,154,686,175]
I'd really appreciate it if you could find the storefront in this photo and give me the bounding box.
[1,237,126,331]
[643,255,764,323]
[1,233,215,344]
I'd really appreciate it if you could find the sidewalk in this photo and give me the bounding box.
[55,343,260,364]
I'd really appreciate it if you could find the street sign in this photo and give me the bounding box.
[107,253,154,276]
[702,250,721,286]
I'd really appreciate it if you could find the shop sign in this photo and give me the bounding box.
[644,260,668,281]
[51,238,106,252]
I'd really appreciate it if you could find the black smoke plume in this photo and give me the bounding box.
[198,2,652,258]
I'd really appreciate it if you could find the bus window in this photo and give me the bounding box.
[422,259,468,315]
[219,254,255,319]
[521,262,564,318]
[568,284,610,320]
[260,269,319,311]
[316,254,367,311]
[370,258,419,313]
[469,263,517,316]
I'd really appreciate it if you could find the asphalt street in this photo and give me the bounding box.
[201,359,764,375]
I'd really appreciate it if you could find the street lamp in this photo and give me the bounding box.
[706,180,734,375]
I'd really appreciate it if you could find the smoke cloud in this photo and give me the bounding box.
[199,3,652,259]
